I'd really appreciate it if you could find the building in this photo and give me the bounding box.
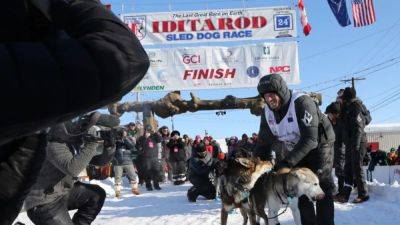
[365,123,400,152]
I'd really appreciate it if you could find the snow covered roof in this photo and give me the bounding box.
[365,123,400,133]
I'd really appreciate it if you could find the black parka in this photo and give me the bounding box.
[0,1,149,145]
[253,74,335,170]
[166,138,186,162]
[188,152,214,187]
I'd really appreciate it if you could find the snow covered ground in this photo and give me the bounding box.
[16,178,400,225]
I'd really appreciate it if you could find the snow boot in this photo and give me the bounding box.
[115,184,122,198]
[187,187,198,202]
[336,177,344,195]
[334,185,351,203]
[146,182,153,191]
[173,180,185,185]
[154,182,161,190]
[131,181,140,195]
[352,195,369,204]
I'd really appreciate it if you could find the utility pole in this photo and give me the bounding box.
[135,92,140,122]
[340,77,366,89]
[171,116,175,131]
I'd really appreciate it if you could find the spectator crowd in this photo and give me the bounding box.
[106,121,263,201]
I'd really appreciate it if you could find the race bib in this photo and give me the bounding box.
[174,146,178,153]
[148,141,154,148]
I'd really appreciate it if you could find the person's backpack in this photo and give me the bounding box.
[360,102,372,125]
[354,100,372,125]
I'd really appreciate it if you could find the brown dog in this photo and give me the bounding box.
[219,157,273,225]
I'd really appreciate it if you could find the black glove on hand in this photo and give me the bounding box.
[213,161,227,176]
[273,161,291,172]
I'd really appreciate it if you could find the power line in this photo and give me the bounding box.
[314,83,343,93]
[358,58,400,79]
[376,114,400,123]
[371,94,400,112]
[359,26,400,70]
[347,15,400,74]
[306,55,400,92]
[370,89,400,111]
[365,83,400,102]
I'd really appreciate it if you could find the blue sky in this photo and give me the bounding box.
[105,0,400,139]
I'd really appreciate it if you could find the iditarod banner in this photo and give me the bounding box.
[134,41,299,92]
[122,6,297,45]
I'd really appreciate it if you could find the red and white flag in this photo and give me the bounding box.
[352,0,376,27]
[298,0,311,36]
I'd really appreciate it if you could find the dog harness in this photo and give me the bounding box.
[264,92,305,151]
[268,173,293,219]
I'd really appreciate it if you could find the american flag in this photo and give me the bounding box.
[352,0,376,27]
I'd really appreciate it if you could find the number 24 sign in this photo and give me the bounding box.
[274,14,293,31]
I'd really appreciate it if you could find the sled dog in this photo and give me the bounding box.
[250,167,325,225]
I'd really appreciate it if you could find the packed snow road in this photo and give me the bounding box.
[16,179,400,225]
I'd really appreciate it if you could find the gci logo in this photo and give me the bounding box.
[182,54,201,64]
[269,66,290,73]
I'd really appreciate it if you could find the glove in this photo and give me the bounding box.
[213,161,227,176]
[273,161,291,173]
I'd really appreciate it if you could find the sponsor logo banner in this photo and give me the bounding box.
[122,7,296,45]
[133,41,299,92]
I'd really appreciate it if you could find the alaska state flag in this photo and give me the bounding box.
[327,0,351,26]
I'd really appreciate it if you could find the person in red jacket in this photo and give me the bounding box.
[203,136,214,154]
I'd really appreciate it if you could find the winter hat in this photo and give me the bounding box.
[325,102,341,114]
[195,143,207,157]
[342,87,356,101]
[230,136,238,142]
[204,136,212,142]
[195,135,202,141]
[257,74,291,106]
[171,130,180,137]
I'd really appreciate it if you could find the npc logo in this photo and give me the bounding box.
[124,15,146,40]
[247,66,260,78]
[273,14,293,31]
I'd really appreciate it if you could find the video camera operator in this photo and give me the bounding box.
[0,0,149,223]
[24,112,118,225]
